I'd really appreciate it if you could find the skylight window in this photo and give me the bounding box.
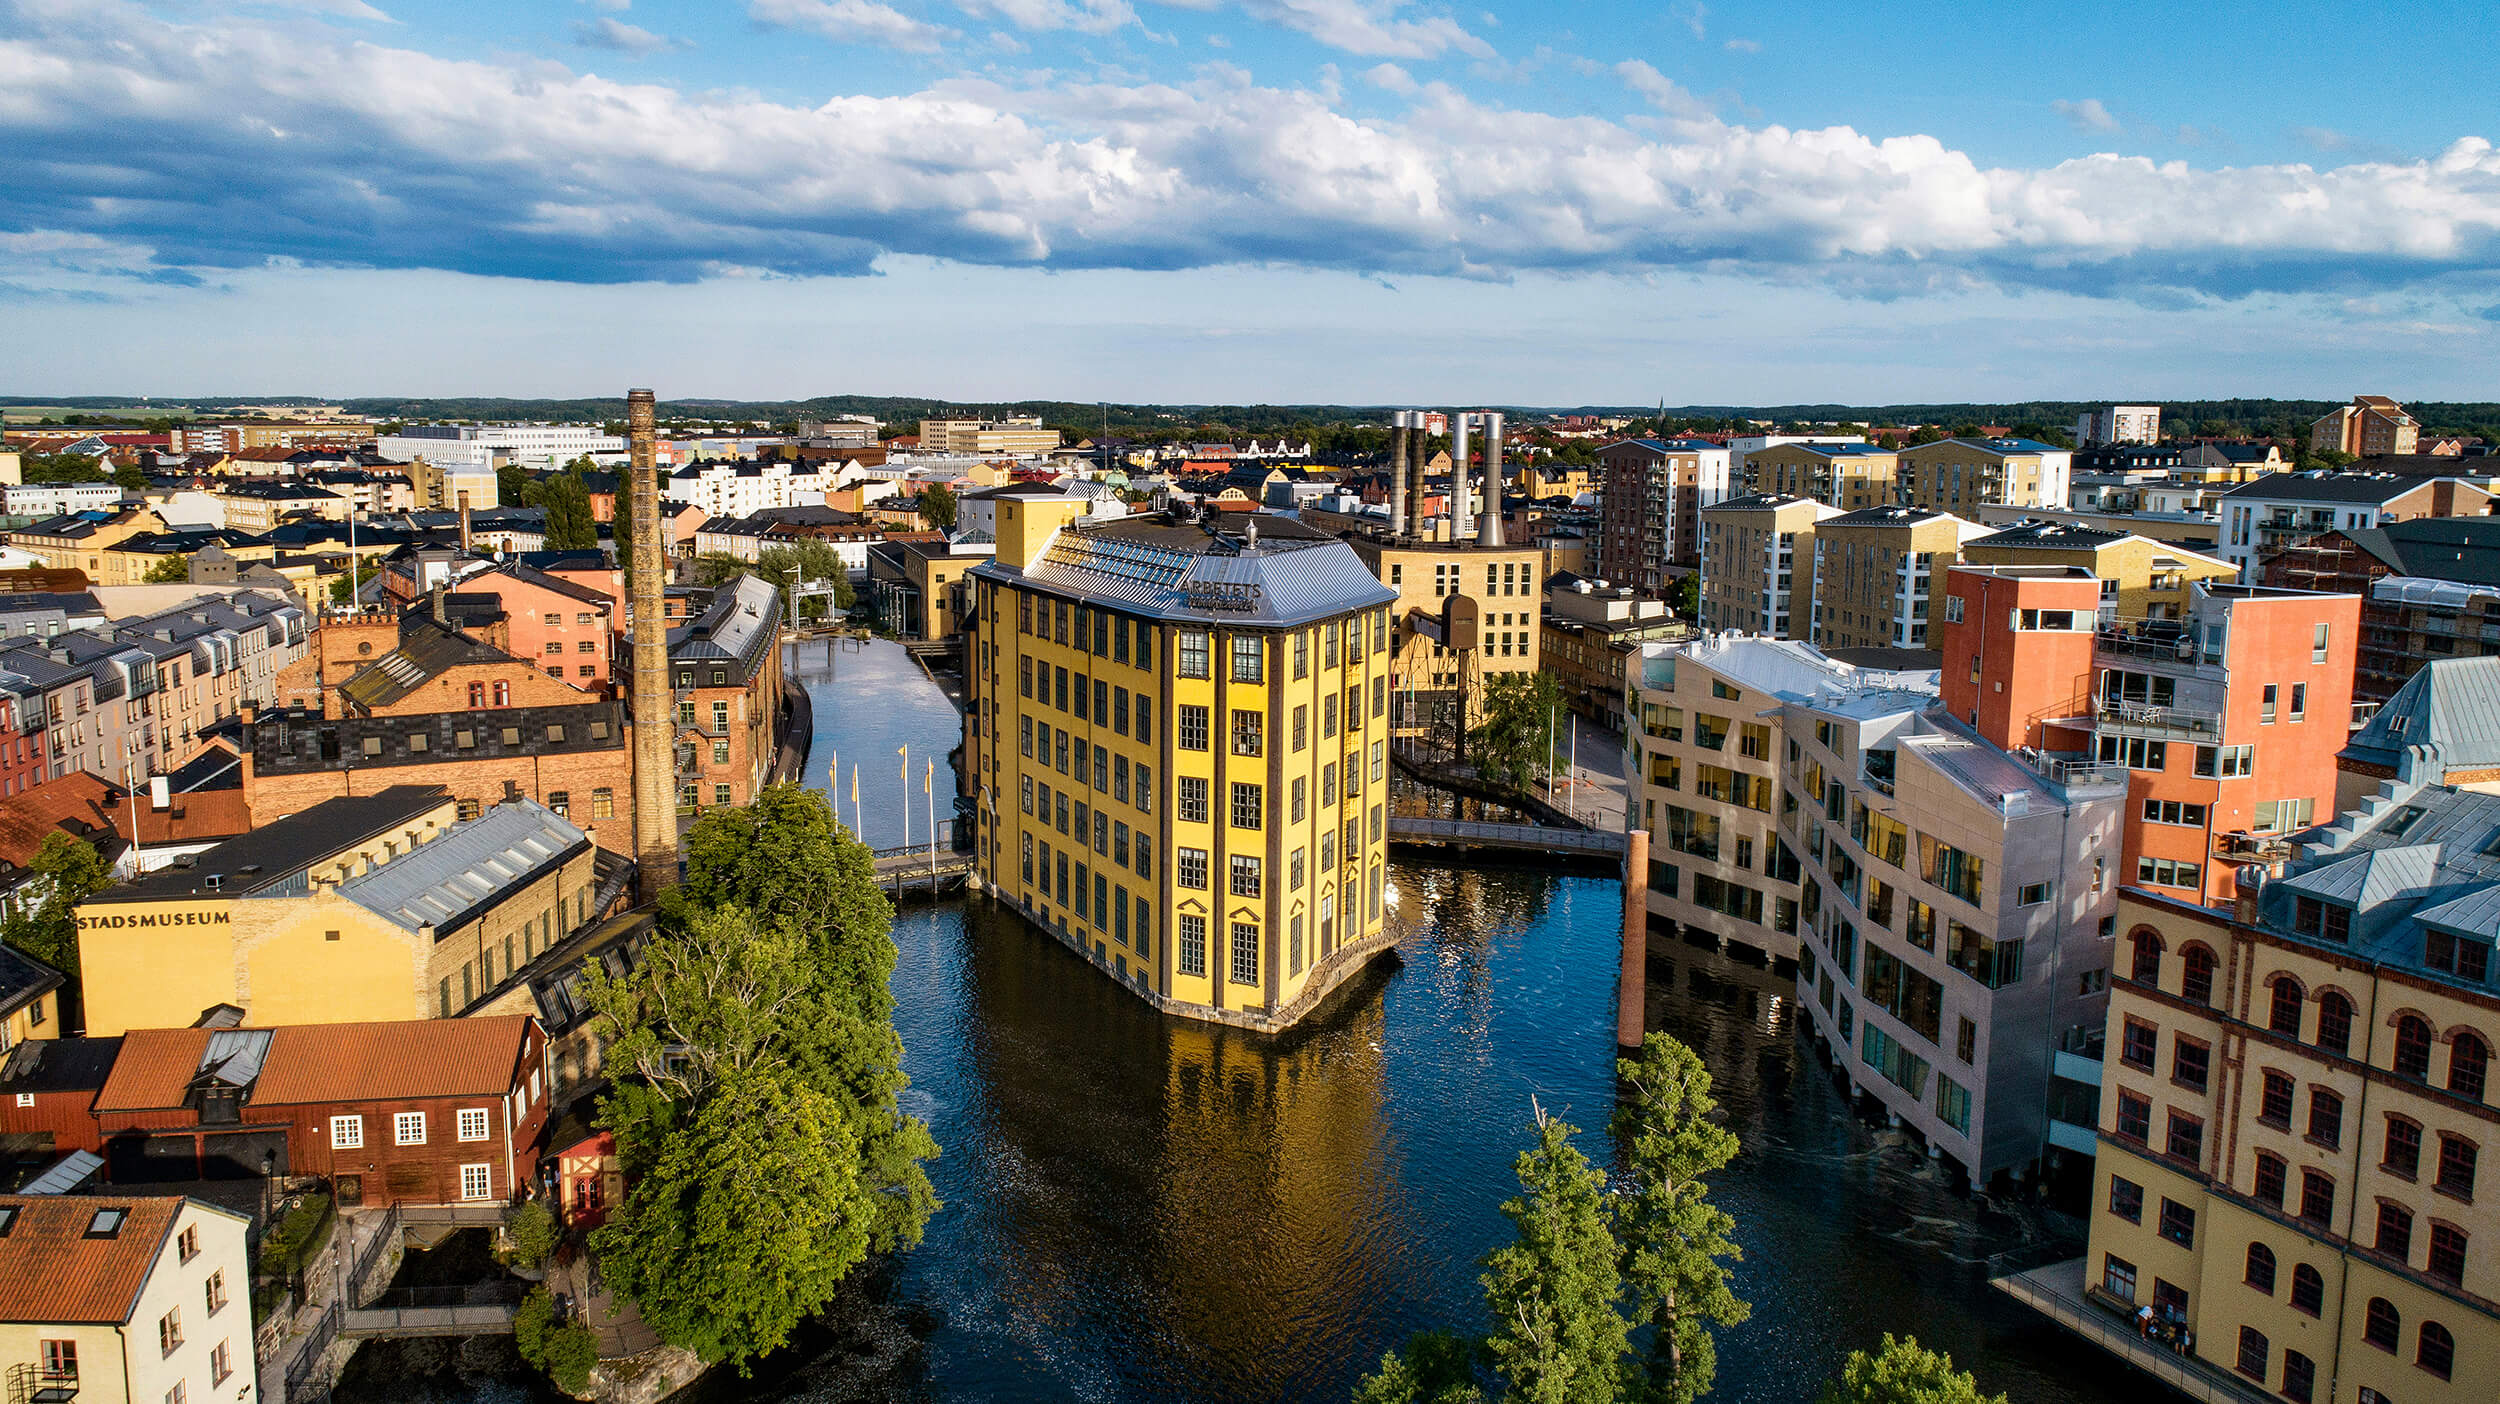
[86,1207,128,1238]
[2383,805,2427,839]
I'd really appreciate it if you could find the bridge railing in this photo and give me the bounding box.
[1387,816,1626,855]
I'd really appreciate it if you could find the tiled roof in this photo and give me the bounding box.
[94,1015,532,1112]
[339,619,525,710]
[0,1195,200,1324]
[0,942,65,1019]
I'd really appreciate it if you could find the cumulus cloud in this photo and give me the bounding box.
[571,17,688,54]
[2053,98,2119,133]
[4,1,2500,304]
[953,0,1136,34]
[1231,0,1493,59]
[748,0,951,50]
[1722,37,1758,53]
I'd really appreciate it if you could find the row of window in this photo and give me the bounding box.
[330,1108,494,1148]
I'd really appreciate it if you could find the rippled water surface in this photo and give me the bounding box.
[766,641,2140,1403]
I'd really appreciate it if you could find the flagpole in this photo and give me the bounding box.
[899,744,910,855]
[851,763,861,837]
[925,759,937,889]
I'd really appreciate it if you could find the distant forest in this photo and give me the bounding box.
[11,394,2500,453]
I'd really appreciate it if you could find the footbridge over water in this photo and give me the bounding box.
[1386,815,1628,859]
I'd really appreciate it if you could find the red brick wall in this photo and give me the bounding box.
[357,660,594,718]
[247,747,637,855]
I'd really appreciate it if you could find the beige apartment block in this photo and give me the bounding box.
[1348,535,1543,737]
[1809,506,1991,651]
[1897,437,2074,513]
[1743,442,1899,510]
[1698,494,1839,639]
[1962,522,2240,624]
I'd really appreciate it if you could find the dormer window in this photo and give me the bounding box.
[2293,897,2351,943]
[2426,929,2492,984]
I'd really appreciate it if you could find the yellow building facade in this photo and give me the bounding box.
[1346,536,1543,740]
[1808,506,1989,651]
[1963,523,2239,623]
[76,788,605,1035]
[2078,790,2500,1403]
[1897,437,2070,512]
[967,499,1400,1029]
[1744,442,1899,509]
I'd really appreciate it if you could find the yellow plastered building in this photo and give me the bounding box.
[966,498,1400,1029]
[1963,522,2239,623]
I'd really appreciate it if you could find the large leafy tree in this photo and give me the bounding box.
[143,555,191,583]
[1611,1035,1748,1404]
[530,460,599,550]
[1480,1103,1629,1404]
[1467,671,1561,792]
[921,481,959,531]
[2,831,113,1018]
[589,785,937,1371]
[1818,1334,2007,1404]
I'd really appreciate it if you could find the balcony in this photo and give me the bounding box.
[2022,752,2130,792]
[2095,699,2223,739]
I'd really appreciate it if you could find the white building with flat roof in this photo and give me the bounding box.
[376,424,625,472]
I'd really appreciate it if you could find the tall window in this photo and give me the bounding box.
[2427,1224,2468,1284]
[1229,854,1262,898]
[493,681,510,707]
[2298,1170,2334,1225]
[1178,914,1207,976]
[2182,946,2217,1004]
[2289,1264,2323,1317]
[468,681,486,708]
[1230,635,1263,683]
[2268,978,2303,1035]
[1177,705,1209,752]
[2243,1241,2276,1293]
[2385,1116,2423,1178]
[1177,631,1210,678]
[1176,847,1208,890]
[2234,1326,2267,1380]
[2258,1071,2295,1128]
[2418,1322,2455,1380]
[2363,1297,2400,1351]
[2452,1033,2490,1102]
[2129,930,2163,985]
[1229,782,1263,831]
[1229,922,1259,985]
[2396,1016,2434,1080]
[2436,1134,2478,1198]
[2376,1202,2413,1260]
[2306,1089,2343,1148]
[2252,1152,2287,1208]
[2316,992,2354,1057]
[1231,709,1263,757]
[2280,1349,2314,1404]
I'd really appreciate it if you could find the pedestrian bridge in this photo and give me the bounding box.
[1386,816,1627,859]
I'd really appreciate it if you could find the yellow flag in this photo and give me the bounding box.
[924,759,933,795]
[850,765,858,804]
[899,744,909,781]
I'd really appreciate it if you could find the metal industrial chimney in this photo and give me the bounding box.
[1478,411,1507,546]
[1448,412,1471,541]
[626,388,680,902]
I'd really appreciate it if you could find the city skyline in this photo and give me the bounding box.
[2,0,2497,400]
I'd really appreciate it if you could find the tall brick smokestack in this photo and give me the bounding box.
[626,388,679,902]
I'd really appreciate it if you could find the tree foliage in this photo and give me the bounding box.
[587,784,937,1372]
[1352,1331,1484,1404]
[1,831,112,993]
[514,1287,597,1394]
[1480,1104,1629,1404]
[1612,1035,1748,1404]
[501,1199,562,1269]
[921,481,958,531]
[1468,671,1561,792]
[328,560,379,605]
[142,554,191,583]
[530,461,599,550]
[18,451,111,484]
[1818,1334,2006,1404]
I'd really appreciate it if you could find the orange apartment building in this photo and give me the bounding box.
[437,565,619,695]
[2031,581,2362,908]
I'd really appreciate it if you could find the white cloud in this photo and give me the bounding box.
[1363,62,1417,95]
[6,0,2500,306]
[953,0,1136,35]
[1230,0,1494,59]
[571,17,688,54]
[2053,98,2120,134]
[1722,36,1758,53]
[1671,1,1706,39]
[748,0,952,51]
[589,0,631,10]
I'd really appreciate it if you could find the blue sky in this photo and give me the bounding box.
[2,0,2497,404]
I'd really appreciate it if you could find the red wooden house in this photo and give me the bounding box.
[86,1016,551,1206]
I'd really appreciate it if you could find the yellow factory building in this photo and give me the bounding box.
[966,498,1400,1030]
[75,786,608,1035]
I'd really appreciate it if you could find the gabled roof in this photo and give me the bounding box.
[0,942,65,1020]
[2340,657,2500,776]
[94,1015,534,1112]
[339,619,527,710]
[338,799,589,934]
[2274,844,2442,909]
[0,1194,213,1325]
[2338,518,2500,588]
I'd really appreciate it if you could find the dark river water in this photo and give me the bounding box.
[352,639,2146,1402]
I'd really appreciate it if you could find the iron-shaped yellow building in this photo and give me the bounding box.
[966,499,1401,1029]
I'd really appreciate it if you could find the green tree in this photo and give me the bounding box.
[114,460,150,493]
[1612,1035,1747,1404]
[1467,671,1561,791]
[1818,1334,2007,1404]
[513,1287,597,1394]
[1352,1331,1483,1404]
[328,560,379,605]
[922,481,958,532]
[532,461,599,551]
[497,462,535,507]
[501,1200,562,1269]
[1673,573,1699,618]
[1480,1103,1629,1404]
[19,452,110,484]
[142,554,191,583]
[1,831,113,1016]
[588,786,936,1371]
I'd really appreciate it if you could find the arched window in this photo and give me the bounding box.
[2396,1016,2434,1080]
[2450,1033,2489,1103]
[2418,1321,2454,1380]
[2182,946,2217,1005]
[2316,992,2354,1057]
[2244,1241,2277,1293]
[2363,1297,2400,1351]
[493,680,511,707]
[2290,1264,2324,1316]
[2269,978,2305,1035]
[2131,929,2164,986]
[468,681,486,708]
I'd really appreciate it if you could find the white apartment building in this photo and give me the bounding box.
[0,1194,259,1404]
[376,424,625,472]
[2074,406,2163,447]
[663,460,832,519]
[3,481,124,518]
[916,417,1061,456]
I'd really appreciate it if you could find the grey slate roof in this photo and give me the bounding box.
[2218,471,2466,504]
[101,786,452,902]
[339,798,590,936]
[2257,785,2500,987]
[2340,518,2500,588]
[975,511,1394,629]
[2340,657,2500,776]
[0,943,64,1019]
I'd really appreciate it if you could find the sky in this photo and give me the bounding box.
[2,0,2498,406]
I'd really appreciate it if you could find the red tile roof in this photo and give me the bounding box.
[95,1016,534,1113]
[0,1194,193,1323]
[0,774,252,872]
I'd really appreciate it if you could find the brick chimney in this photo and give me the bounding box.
[626,388,680,901]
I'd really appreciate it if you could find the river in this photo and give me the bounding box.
[352,638,2144,1402]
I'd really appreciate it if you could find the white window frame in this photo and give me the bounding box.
[457,1108,491,1143]
[459,1163,493,1201]
[393,1112,426,1146]
[329,1115,363,1150]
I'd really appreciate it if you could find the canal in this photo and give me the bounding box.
[757,639,2136,1402]
[350,638,2142,1401]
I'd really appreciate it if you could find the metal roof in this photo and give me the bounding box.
[339,798,589,935]
[979,511,1394,628]
[2340,657,2500,776]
